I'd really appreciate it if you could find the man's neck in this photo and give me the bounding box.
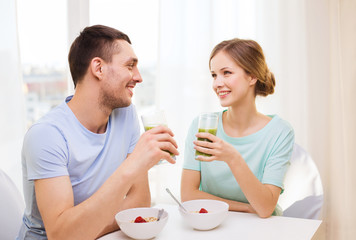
[67,88,111,134]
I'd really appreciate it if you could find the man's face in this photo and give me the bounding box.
[99,40,142,110]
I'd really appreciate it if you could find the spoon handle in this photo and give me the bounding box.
[157,208,164,221]
[165,188,188,212]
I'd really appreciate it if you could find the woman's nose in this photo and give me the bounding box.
[213,76,224,87]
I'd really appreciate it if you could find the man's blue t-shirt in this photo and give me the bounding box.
[17,96,140,239]
[183,111,295,215]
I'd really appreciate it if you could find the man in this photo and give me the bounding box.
[17,25,179,240]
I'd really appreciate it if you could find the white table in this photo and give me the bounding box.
[98,204,321,240]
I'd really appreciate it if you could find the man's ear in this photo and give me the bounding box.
[90,57,104,80]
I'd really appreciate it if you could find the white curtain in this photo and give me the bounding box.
[0,0,26,194]
[155,0,260,203]
[327,0,356,239]
[155,0,356,239]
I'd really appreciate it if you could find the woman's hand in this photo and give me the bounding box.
[193,132,242,165]
[194,132,282,218]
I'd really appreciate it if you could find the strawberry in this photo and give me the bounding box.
[134,216,147,223]
[199,208,208,213]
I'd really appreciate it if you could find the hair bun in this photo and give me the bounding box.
[256,70,275,96]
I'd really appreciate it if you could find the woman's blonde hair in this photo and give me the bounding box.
[209,38,275,97]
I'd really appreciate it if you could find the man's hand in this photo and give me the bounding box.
[128,125,179,171]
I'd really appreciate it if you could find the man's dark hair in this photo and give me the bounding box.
[68,25,131,87]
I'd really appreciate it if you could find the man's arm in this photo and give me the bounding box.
[36,126,177,240]
[96,158,151,238]
[36,164,134,240]
[120,154,151,210]
[122,174,151,209]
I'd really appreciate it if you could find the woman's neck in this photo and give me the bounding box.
[223,103,270,138]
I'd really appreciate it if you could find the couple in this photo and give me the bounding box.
[17,25,294,239]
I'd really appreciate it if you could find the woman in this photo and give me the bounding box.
[181,38,294,218]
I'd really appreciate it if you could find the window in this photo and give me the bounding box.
[18,0,160,129]
[17,0,68,128]
[90,0,160,111]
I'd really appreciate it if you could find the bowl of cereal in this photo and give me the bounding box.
[179,199,229,230]
[115,207,168,239]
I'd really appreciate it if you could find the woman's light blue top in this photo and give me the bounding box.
[183,111,295,215]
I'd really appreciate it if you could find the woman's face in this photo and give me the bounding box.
[210,51,256,108]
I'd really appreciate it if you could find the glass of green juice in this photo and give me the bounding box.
[195,112,219,157]
[141,110,176,161]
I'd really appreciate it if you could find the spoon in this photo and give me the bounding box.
[165,188,188,212]
[157,208,164,221]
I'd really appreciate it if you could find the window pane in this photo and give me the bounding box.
[17,0,68,128]
[90,0,159,110]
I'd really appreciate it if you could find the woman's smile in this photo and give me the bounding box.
[217,90,231,98]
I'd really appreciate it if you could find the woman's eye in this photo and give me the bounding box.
[211,73,217,79]
[224,71,232,75]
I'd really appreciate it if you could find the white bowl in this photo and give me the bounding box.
[179,199,229,230]
[115,207,168,239]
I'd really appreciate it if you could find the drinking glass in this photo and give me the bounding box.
[141,110,167,131]
[141,110,176,161]
[195,112,219,157]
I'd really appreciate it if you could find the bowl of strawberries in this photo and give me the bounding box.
[179,199,229,230]
[115,207,168,239]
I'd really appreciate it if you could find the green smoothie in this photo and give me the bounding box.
[144,126,156,131]
[195,128,217,157]
[144,125,175,157]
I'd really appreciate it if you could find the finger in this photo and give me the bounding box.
[195,154,215,162]
[148,125,174,137]
[193,140,214,149]
[195,132,217,142]
[144,127,178,148]
[160,142,179,156]
[194,145,214,156]
[159,150,177,164]
[155,133,179,148]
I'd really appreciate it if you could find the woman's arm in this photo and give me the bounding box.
[181,169,256,214]
[226,157,282,218]
[194,133,281,218]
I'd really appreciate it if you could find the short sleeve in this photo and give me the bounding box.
[23,123,69,180]
[262,125,295,192]
[183,117,201,171]
[128,105,141,153]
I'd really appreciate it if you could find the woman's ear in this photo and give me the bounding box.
[90,57,104,80]
[249,76,258,86]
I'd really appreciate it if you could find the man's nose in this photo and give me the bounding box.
[133,68,143,83]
